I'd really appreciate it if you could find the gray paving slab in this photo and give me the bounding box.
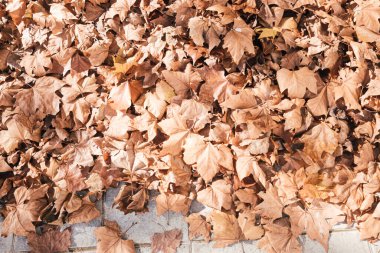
[0,234,13,253]
[192,241,244,253]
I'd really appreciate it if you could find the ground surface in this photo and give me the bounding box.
[0,186,379,253]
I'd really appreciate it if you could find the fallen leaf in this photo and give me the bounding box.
[197,180,232,210]
[27,228,71,253]
[223,18,255,63]
[186,213,211,242]
[156,193,191,216]
[151,229,182,253]
[276,67,318,98]
[95,219,136,253]
[208,210,243,248]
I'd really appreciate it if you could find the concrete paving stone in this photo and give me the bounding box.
[192,241,244,253]
[104,186,189,244]
[301,230,372,253]
[70,217,102,248]
[0,234,13,253]
[300,235,325,253]
[369,241,380,253]
[241,241,264,253]
[328,230,372,253]
[137,243,190,253]
[13,235,28,252]
[0,219,13,253]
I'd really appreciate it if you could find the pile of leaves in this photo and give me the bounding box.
[0,0,380,252]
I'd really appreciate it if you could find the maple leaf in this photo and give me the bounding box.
[198,66,237,103]
[208,210,243,248]
[258,218,302,253]
[151,229,182,253]
[162,64,202,98]
[355,3,380,33]
[276,67,318,98]
[108,80,144,111]
[156,193,191,216]
[84,41,110,66]
[236,156,267,186]
[27,228,71,253]
[238,212,265,240]
[0,113,41,153]
[169,0,196,27]
[68,202,101,224]
[300,122,339,161]
[183,134,233,182]
[20,50,52,76]
[306,86,329,116]
[185,213,211,242]
[285,201,345,251]
[223,18,255,63]
[113,184,148,214]
[334,67,367,110]
[53,163,87,193]
[6,0,26,25]
[70,53,91,74]
[158,114,190,156]
[220,89,257,109]
[197,180,232,210]
[15,76,65,118]
[188,16,224,51]
[95,220,136,253]
[255,185,284,220]
[1,185,49,237]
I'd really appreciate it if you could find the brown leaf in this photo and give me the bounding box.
[113,184,148,214]
[255,185,284,220]
[285,202,343,252]
[208,210,243,248]
[6,0,26,25]
[95,220,136,253]
[236,156,267,186]
[276,67,318,98]
[300,122,339,161]
[258,218,302,253]
[27,228,71,253]
[156,193,191,216]
[108,80,144,111]
[199,66,237,103]
[238,212,265,240]
[15,76,65,118]
[183,135,233,182]
[68,202,101,224]
[185,213,211,242]
[20,50,52,76]
[151,229,182,253]
[223,18,255,63]
[162,64,202,99]
[1,185,49,237]
[197,180,232,210]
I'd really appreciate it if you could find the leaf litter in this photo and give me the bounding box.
[0,0,380,252]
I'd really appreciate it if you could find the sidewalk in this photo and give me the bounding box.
[0,187,379,253]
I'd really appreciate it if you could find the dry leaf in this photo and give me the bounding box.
[95,220,135,253]
[208,210,243,248]
[276,67,318,98]
[186,213,211,242]
[27,228,71,253]
[151,229,182,253]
